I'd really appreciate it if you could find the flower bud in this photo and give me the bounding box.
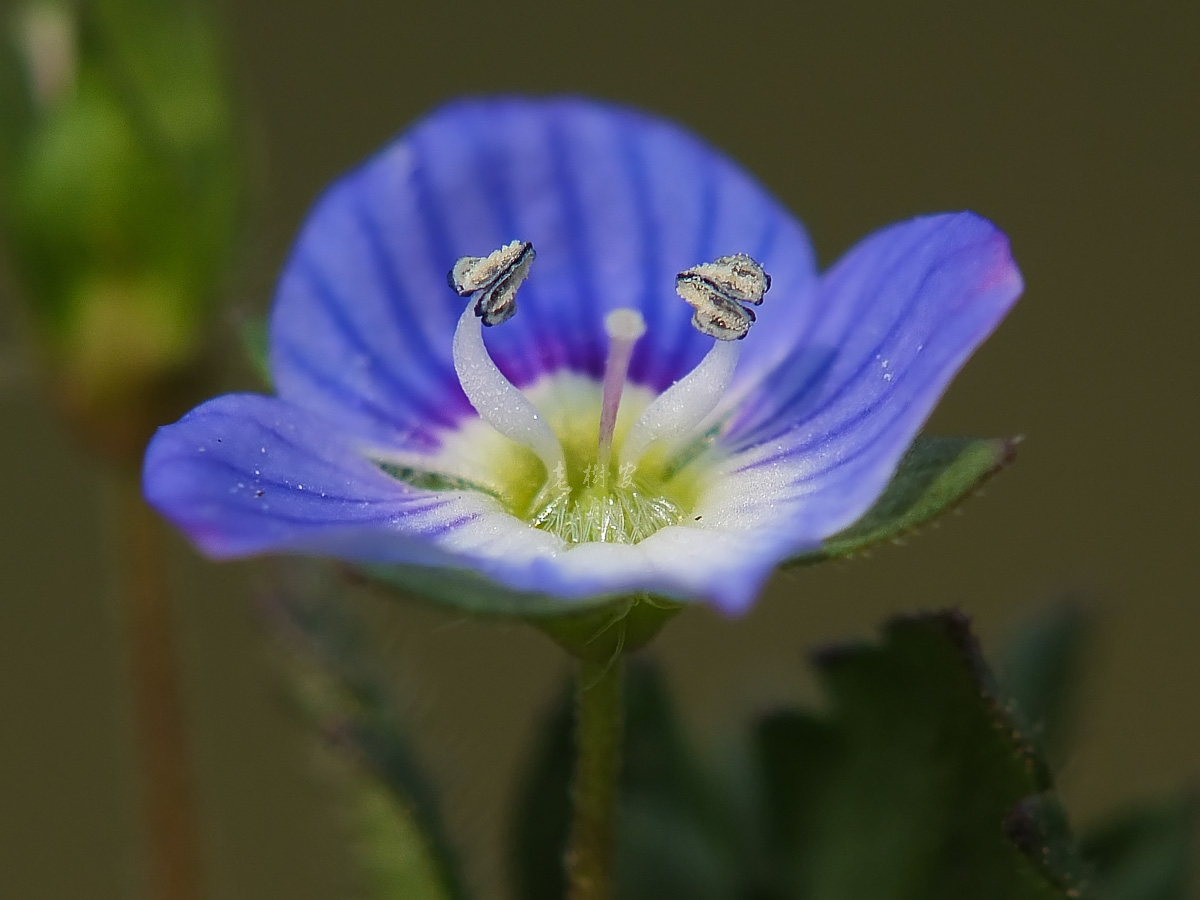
[1,0,241,462]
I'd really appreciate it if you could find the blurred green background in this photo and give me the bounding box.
[1,2,1197,898]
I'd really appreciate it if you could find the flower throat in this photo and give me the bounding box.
[384,241,771,545]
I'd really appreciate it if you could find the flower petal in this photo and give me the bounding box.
[142,392,794,611]
[269,96,819,452]
[422,520,802,614]
[142,393,481,559]
[712,212,1023,543]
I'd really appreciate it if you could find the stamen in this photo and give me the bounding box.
[450,244,565,476]
[676,252,771,341]
[621,253,772,466]
[597,308,646,472]
[448,240,535,326]
[620,339,741,467]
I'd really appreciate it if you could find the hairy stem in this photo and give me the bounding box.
[565,655,625,900]
[115,471,203,900]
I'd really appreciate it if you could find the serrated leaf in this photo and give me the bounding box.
[263,578,468,900]
[792,436,1017,565]
[999,598,1092,766]
[1006,794,1096,893]
[757,611,1091,900]
[1080,797,1198,900]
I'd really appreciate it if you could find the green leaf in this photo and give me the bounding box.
[509,682,573,900]
[999,598,1092,766]
[792,436,1018,565]
[2,0,242,344]
[238,315,271,387]
[1080,797,1198,900]
[264,576,468,900]
[757,611,1091,900]
[345,774,458,900]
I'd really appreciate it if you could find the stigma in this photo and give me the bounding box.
[433,243,772,544]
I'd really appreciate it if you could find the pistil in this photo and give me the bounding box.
[620,253,772,469]
[596,309,646,474]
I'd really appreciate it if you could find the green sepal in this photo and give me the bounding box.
[792,435,1018,565]
[358,562,628,619]
[362,559,679,658]
[530,595,682,661]
[264,576,468,900]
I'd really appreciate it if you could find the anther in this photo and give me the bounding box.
[448,240,535,326]
[621,253,771,466]
[449,241,565,476]
[675,252,772,341]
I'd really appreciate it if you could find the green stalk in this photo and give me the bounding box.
[115,471,203,900]
[565,655,625,900]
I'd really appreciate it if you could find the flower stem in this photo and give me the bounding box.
[566,655,625,900]
[114,470,203,900]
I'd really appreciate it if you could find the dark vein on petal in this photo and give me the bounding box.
[294,253,460,429]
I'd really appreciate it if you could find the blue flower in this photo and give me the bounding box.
[142,97,1022,614]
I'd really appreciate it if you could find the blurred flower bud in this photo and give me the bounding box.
[0,0,241,462]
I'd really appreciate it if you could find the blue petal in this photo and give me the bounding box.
[141,393,801,611]
[713,212,1023,542]
[269,96,819,448]
[142,394,471,559]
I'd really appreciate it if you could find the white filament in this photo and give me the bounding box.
[620,339,740,468]
[452,304,565,476]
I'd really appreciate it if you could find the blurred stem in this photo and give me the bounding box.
[114,470,203,900]
[566,655,625,900]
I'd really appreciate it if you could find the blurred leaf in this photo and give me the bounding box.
[1080,796,1198,900]
[755,711,840,896]
[514,612,1096,900]
[510,662,752,900]
[999,599,1092,765]
[264,581,468,900]
[346,773,457,900]
[792,436,1018,565]
[0,0,242,457]
[510,682,573,900]
[756,611,1091,900]
[239,314,271,387]
[1005,794,1096,893]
